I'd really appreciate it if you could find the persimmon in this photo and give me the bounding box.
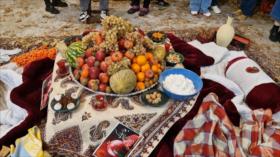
[141,63,150,72]
[136,55,147,66]
[111,51,123,62]
[131,64,141,73]
[151,65,159,73]
[136,82,145,90]
[137,72,145,82]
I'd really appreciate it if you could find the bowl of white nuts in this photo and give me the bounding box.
[141,89,169,107]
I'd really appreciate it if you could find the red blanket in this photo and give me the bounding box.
[174,94,280,157]
[0,58,54,146]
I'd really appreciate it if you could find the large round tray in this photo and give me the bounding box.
[69,67,159,97]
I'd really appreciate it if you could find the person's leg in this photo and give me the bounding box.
[211,0,217,6]
[100,0,109,19]
[80,0,91,22]
[44,0,60,14]
[201,0,212,15]
[189,0,201,12]
[143,0,151,8]
[100,0,108,11]
[240,0,258,16]
[270,0,280,22]
[127,0,140,14]
[139,0,150,16]
[269,0,280,42]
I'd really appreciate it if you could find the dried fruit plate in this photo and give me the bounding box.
[147,31,167,43]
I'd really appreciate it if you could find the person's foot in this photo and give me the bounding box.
[127,6,140,14]
[46,5,60,14]
[236,14,247,21]
[100,10,108,19]
[156,1,170,7]
[139,8,149,16]
[269,25,280,42]
[211,5,221,14]
[53,0,68,7]
[191,11,198,15]
[203,12,211,17]
[79,11,90,22]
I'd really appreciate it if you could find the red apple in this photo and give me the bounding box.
[89,67,100,79]
[82,64,89,70]
[100,61,108,72]
[99,73,109,84]
[145,70,154,78]
[95,50,105,61]
[76,57,84,68]
[99,83,107,92]
[86,56,96,67]
[85,48,94,57]
[73,69,81,80]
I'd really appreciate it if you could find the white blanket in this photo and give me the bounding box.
[0,63,27,138]
[189,40,279,122]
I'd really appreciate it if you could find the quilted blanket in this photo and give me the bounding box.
[174,93,280,157]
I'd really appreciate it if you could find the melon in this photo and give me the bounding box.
[109,69,137,94]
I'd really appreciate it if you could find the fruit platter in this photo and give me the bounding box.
[64,16,168,97]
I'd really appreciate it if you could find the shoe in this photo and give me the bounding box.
[203,12,211,17]
[139,8,149,16]
[211,5,221,14]
[79,11,90,22]
[46,5,60,14]
[53,0,68,7]
[269,25,280,42]
[127,6,140,14]
[156,1,170,7]
[100,10,108,19]
[191,11,198,15]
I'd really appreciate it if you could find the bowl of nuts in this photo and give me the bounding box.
[141,89,169,107]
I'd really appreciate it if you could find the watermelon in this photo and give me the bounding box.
[66,41,85,67]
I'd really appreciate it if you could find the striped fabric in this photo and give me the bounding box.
[174,94,280,157]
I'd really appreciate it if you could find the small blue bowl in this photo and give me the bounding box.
[159,68,203,101]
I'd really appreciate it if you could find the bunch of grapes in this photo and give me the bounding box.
[101,16,133,38]
[101,29,119,52]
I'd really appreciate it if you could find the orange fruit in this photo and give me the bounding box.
[137,72,145,82]
[141,63,150,72]
[136,55,147,66]
[131,64,140,73]
[151,65,159,73]
[136,82,145,90]
[145,52,153,61]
